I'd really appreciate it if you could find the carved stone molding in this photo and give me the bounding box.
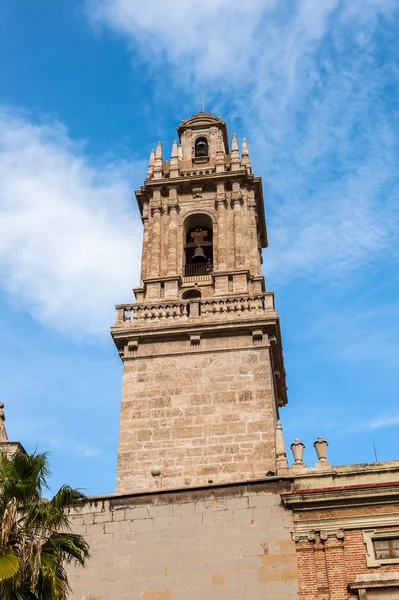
[215,195,228,208]
[252,329,263,345]
[190,334,201,348]
[127,339,139,356]
[292,530,344,543]
[230,193,244,207]
[150,204,163,216]
[292,531,316,543]
[167,201,180,213]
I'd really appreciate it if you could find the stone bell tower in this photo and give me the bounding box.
[111,112,288,493]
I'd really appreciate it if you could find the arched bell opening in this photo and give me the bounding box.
[194,137,209,158]
[183,213,213,278]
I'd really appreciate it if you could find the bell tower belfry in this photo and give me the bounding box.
[111,112,288,493]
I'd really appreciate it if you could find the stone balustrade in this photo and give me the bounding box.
[201,295,267,315]
[115,302,189,323]
[114,293,274,325]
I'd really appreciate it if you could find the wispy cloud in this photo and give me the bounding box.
[0,109,143,338]
[86,0,399,285]
[361,414,399,431]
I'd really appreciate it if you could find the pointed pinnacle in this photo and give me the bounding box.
[0,403,8,442]
[171,140,178,159]
[155,142,162,159]
[232,133,239,151]
[242,138,249,156]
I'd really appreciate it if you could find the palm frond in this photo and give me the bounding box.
[0,547,21,589]
[0,452,50,507]
[0,452,88,599]
[44,532,89,566]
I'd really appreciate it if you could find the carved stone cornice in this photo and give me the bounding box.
[282,481,399,512]
[290,512,399,536]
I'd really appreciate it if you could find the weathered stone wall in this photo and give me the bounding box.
[68,482,298,600]
[117,342,278,493]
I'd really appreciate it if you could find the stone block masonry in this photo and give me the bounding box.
[67,480,299,600]
[117,342,278,493]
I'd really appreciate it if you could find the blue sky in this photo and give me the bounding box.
[1,0,398,495]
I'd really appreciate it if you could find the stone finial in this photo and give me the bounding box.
[147,149,155,179]
[178,144,183,160]
[313,436,331,469]
[216,131,225,173]
[153,142,163,180]
[290,438,305,467]
[155,141,162,159]
[231,133,240,171]
[0,403,9,442]
[275,421,289,475]
[241,138,251,172]
[232,133,239,151]
[170,140,179,178]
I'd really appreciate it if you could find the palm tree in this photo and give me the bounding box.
[0,451,89,599]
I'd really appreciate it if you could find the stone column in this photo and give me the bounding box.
[248,190,260,276]
[215,183,227,271]
[232,182,245,269]
[167,188,179,276]
[140,200,149,283]
[149,190,162,278]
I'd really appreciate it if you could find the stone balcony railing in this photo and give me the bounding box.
[114,293,274,325]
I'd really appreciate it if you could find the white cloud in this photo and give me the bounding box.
[86,0,277,81]
[0,110,143,338]
[362,414,399,431]
[86,0,399,286]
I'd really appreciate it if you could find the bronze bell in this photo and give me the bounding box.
[192,246,207,263]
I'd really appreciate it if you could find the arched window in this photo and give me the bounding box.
[195,137,209,158]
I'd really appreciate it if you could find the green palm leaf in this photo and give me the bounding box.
[0,451,89,599]
[0,547,21,582]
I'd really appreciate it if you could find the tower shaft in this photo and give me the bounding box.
[111,113,287,493]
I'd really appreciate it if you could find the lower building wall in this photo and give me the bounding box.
[67,481,299,600]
